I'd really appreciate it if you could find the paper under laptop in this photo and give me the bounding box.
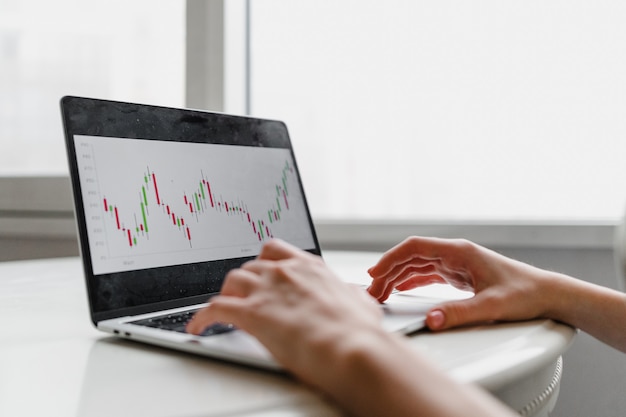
[61,96,448,370]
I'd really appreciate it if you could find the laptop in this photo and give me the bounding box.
[61,96,438,370]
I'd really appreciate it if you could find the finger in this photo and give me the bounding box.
[348,283,382,308]
[369,274,426,303]
[372,257,438,285]
[369,237,475,281]
[220,268,260,297]
[368,263,440,301]
[368,237,443,278]
[239,259,288,281]
[186,296,249,335]
[395,274,446,291]
[257,239,304,261]
[425,293,502,331]
[348,285,385,321]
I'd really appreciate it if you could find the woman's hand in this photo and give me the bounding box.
[186,239,384,385]
[367,236,555,330]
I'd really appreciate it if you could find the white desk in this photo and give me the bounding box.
[0,253,575,417]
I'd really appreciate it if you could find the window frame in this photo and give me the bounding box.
[0,0,225,246]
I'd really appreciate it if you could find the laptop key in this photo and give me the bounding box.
[199,322,235,336]
[130,311,235,337]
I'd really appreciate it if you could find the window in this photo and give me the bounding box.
[3,1,625,224]
[0,0,185,175]
[238,1,626,221]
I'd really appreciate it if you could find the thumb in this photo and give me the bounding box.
[426,295,497,331]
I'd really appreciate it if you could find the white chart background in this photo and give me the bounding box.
[74,135,316,275]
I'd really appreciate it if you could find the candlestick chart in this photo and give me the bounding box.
[74,135,316,275]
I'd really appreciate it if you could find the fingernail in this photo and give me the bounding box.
[428,309,446,329]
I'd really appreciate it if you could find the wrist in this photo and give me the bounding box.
[321,329,406,414]
[307,327,518,417]
[540,271,598,326]
[535,271,573,321]
[296,324,398,406]
[305,322,392,376]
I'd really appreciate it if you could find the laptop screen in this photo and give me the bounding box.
[62,97,320,322]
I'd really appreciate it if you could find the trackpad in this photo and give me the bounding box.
[379,293,437,334]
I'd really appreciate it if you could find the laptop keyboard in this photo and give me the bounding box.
[130,309,235,337]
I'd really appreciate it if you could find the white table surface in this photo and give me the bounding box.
[0,252,576,417]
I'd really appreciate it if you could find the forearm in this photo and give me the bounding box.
[308,329,517,417]
[545,273,626,353]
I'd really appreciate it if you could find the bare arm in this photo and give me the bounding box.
[323,330,517,417]
[544,273,626,352]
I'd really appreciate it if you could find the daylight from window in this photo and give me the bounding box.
[0,0,185,175]
[245,1,626,221]
[3,1,626,222]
